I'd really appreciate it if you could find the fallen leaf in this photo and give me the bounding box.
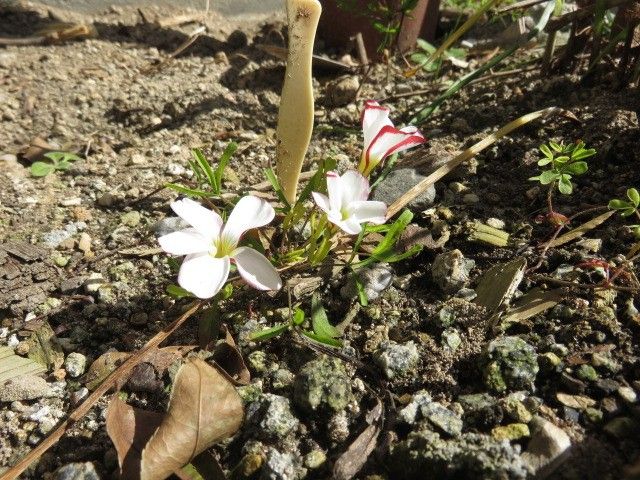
[19,137,58,163]
[500,288,563,326]
[398,223,449,251]
[119,246,163,257]
[26,321,64,371]
[140,357,243,480]
[106,397,163,479]
[210,325,250,386]
[333,400,383,480]
[556,392,596,410]
[475,257,527,311]
[0,346,46,383]
[548,211,614,248]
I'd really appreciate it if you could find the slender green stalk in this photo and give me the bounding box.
[408,0,556,125]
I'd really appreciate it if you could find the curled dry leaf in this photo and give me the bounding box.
[210,326,251,386]
[140,357,244,480]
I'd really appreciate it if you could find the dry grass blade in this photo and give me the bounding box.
[140,357,244,480]
[0,346,46,383]
[386,107,577,218]
[547,211,614,248]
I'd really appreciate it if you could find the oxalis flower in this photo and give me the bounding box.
[358,100,426,176]
[158,196,282,299]
[312,170,387,235]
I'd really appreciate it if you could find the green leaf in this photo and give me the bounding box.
[165,183,211,198]
[538,170,559,185]
[564,161,588,175]
[191,149,217,191]
[627,188,640,207]
[311,292,340,339]
[198,306,222,349]
[250,323,289,341]
[549,141,563,152]
[554,155,570,164]
[166,284,195,299]
[571,148,596,160]
[30,161,55,177]
[371,209,413,257]
[558,176,573,194]
[537,157,552,166]
[621,207,637,217]
[378,244,423,263]
[264,168,291,210]
[293,307,305,326]
[213,142,237,194]
[540,144,553,159]
[416,38,435,53]
[301,330,342,347]
[609,199,629,210]
[44,151,81,163]
[354,276,369,306]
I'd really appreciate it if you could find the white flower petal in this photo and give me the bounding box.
[361,100,393,151]
[326,171,343,213]
[335,217,363,235]
[170,198,222,240]
[340,170,370,204]
[158,228,211,255]
[349,200,387,225]
[222,195,275,245]
[232,247,282,291]
[367,126,425,169]
[178,253,230,299]
[312,192,332,215]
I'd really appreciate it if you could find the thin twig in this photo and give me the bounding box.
[0,302,202,480]
[530,274,640,293]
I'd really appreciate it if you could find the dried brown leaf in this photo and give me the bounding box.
[140,357,243,480]
[106,397,163,480]
[556,392,596,410]
[548,211,614,248]
[475,257,527,311]
[210,326,250,386]
[333,400,383,480]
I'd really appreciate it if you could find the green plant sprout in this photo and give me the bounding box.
[30,151,82,177]
[529,141,596,195]
[609,187,640,237]
[410,38,466,74]
[165,143,237,199]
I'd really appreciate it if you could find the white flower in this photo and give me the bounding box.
[312,170,387,235]
[358,100,426,176]
[158,196,282,299]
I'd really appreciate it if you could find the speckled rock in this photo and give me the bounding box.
[373,168,436,211]
[483,336,539,393]
[431,250,475,293]
[64,352,87,378]
[389,430,528,479]
[262,448,306,480]
[54,462,100,480]
[246,394,299,440]
[340,263,393,301]
[0,375,52,402]
[374,340,419,380]
[293,356,353,413]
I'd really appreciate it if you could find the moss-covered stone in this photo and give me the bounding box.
[482,337,538,393]
[491,423,530,441]
[293,356,353,413]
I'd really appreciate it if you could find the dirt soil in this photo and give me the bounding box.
[1,2,640,480]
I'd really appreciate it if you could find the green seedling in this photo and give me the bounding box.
[529,141,595,195]
[30,151,82,177]
[609,187,640,237]
[410,38,466,73]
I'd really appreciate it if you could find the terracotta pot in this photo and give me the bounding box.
[317,0,440,58]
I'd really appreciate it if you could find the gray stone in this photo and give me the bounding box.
[458,393,503,429]
[64,352,87,378]
[325,75,360,107]
[618,386,638,404]
[120,211,141,227]
[421,401,463,437]
[293,356,353,413]
[432,250,475,293]
[483,336,538,393]
[398,391,432,424]
[373,168,436,211]
[263,448,306,480]
[374,340,419,380]
[83,272,105,293]
[389,430,528,479]
[0,375,52,402]
[246,394,299,440]
[441,328,462,351]
[522,417,571,475]
[54,462,100,480]
[603,416,637,439]
[340,263,393,301]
